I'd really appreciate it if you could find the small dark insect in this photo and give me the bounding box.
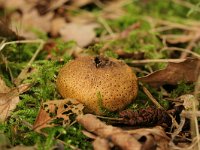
[94,56,110,68]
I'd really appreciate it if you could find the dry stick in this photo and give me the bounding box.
[181,111,200,118]
[98,17,115,38]
[156,19,199,31]
[2,40,45,85]
[0,39,44,85]
[96,115,124,121]
[131,58,186,64]
[181,33,200,59]
[172,0,200,12]
[37,130,79,150]
[161,47,200,59]
[142,86,164,110]
[0,52,14,82]
[169,117,186,150]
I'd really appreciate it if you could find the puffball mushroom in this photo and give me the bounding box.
[56,56,138,114]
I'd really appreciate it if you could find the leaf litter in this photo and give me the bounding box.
[139,58,200,88]
[1,0,200,150]
[0,77,31,122]
[33,98,84,131]
[77,114,170,150]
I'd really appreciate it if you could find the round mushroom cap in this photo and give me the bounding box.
[56,56,138,114]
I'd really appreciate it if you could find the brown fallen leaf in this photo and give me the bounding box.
[175,94,198,111]
[0,21,24,41]
[50,17,66,37]
[71,0,93,7]
[127,126,170,150]
[59,23,99,47]
[33,99,84,131]
[11,10,53,39]
[93,137,110,150]
[0,77,10,93]
[0,0,34,12]
[139,58,200,87]
[77,114,142,150]
[0,78,31,122]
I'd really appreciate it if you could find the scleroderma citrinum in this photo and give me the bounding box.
[56,56,138,114]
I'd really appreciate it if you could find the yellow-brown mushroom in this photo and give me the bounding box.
[56,56,138,114]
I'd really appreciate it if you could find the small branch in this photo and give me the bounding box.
[130,58,186,64]
[98,17,115,38]
[142,86,164,110]
[172,0,200,12]
[13,40,44,85]
[181,33,200,58]
[161,47,200,59]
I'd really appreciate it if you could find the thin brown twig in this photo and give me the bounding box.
[172,0,200,12]
[131,58,186,64]
[181,33,200,58]
[161,47,200,59]
[14,40,44,85]
[142,85,164,110]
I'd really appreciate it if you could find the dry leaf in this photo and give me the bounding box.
[93,137,110,150]
[59,23,99,47]
[33,99,84,131]
[48,0,69,11]
[0,80,31,122]
[71,0,93,7]
[0,21,24,41]
[0,0,33,11]
[77,114,142,150]
[0,77,10,93]
[11,10,53,39]
[101,0,126,20]
[177,94,198,111]
[139,58,200,87]
[127,126,170,150]
[50,17,66,37]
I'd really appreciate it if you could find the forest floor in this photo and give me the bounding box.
[0,0,200,150]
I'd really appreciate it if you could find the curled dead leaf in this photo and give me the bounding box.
[0,80,31,122]
[0,77,10,93]
[33,99,84,131]
[127,126,170,150]
[139,58,200,87]
[77,114,142,150]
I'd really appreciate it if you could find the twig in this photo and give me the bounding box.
[96,115,123,121]
[161,47,200,59]
[98,17,115,38]
[13,40,44,85]
[181,111,200,118]
[181,33,200,58]
[130,58,186,64]
[172,0,200,12]
[142,85,164,110]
